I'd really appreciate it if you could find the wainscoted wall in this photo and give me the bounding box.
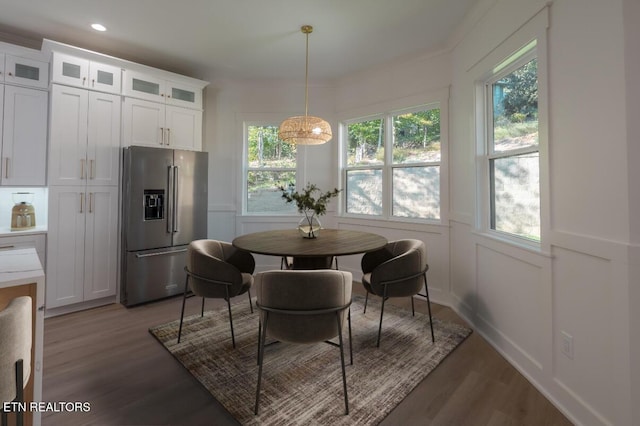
[446,1,633,425]
[201,0,637,424]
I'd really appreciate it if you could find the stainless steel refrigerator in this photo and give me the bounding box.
[121,146,208,306]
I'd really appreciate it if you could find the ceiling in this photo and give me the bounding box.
[0,0,478,83]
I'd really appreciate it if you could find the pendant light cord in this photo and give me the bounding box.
[304,29,310,118]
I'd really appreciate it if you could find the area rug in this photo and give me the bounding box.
[149,295,472,425]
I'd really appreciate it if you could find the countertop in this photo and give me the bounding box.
[0,225,47,238]
[0,247,44,289]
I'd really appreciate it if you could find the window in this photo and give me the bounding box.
[484,43,540,241]
[245,124,297,213]
[343,106,441,220]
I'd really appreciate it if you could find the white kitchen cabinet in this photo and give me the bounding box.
[51,52,121,94]
[2,54,49,89]
[123,97,202,151]
[46,186,118,308]
[49,85,121,186]
[122,69,203,109]
[0,85,48,186]
[0,233,46,266]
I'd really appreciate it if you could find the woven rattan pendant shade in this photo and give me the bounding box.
[278,25,332,145]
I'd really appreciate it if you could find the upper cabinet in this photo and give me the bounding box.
[122,97,202,151]
[1,54,49,89]
[0,44,49,186]
[1,85,48,186]
[123,70,202,109]
[51,52,121,94]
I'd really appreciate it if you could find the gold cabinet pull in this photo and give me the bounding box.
[80,158,85,179]
[160,127,165,145]
[89,192,94,213]
[80,192,85,213]
[90,159,95,180]
[4,158,8,179]
[166,128,171,146]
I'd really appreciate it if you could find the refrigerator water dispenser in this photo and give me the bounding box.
[144,190,164,220]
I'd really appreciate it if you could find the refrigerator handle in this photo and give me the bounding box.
[173,166,180,232]
[167,165,174,234]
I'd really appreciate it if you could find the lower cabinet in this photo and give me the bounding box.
[0,232,46,266]
[46,186,118,309]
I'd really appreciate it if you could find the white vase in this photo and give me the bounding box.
[298,214,321,238]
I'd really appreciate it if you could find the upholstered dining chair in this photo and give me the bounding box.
[0,296,32,426]
[254,269,353,416]
[178,239,255,348]
[361,239,435,347]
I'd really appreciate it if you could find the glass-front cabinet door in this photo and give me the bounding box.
[52,52,89,88]
[4,55,49,89]
[123,70,166,103]
[52,53,121,94]
[166,81,202,109]
[88,62,121,94]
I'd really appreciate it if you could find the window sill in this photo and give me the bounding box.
[470,229,552,259]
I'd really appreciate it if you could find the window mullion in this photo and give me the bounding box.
[383,113,393,219]
[488,146,539,160]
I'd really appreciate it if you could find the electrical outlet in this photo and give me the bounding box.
[561,331,574,360]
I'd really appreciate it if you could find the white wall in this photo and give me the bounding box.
[201,0,637,424]
[200,78,338,264]
[623,0,640,422]
[448,0,633,425]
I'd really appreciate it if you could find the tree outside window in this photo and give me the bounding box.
[487,54,540,240]
[246,125,297,213]
[344,107,441,220]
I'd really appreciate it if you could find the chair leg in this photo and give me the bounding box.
[226,303,236,349]
[1,408,7,426]
[411,296,415,316]
[423,273,435,343]
[348,308,353,365]
[256,320,261,365]
[255,313,269,415]
[247,289,254,313]
[377,286,388,348]
[363,292,369,313]
[177,275,190,343]
[201,297,205,317]
[334,257,339,270]
[377,297,387,348]
[15,359,24,426]
[336,312,349,415]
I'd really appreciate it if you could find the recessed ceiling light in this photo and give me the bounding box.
[91,23,107,32]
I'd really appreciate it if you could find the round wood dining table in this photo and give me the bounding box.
[232,228,388,269]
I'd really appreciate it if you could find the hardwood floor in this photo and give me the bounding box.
[41,284,572,425]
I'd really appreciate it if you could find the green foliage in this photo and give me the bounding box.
[393,109,440,148]
[510,112,527,123]
[346,109,441,165]
[278,182,341,216]
[495,59,538,120]
[247,125,296,167]
[493,121,538,141]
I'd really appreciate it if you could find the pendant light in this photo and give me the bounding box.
[278,25,332,145]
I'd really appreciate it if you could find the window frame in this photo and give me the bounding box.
[473,9,549,253]
[486,49,540,239]
[340,102,444,223]
[242,119,298,215]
